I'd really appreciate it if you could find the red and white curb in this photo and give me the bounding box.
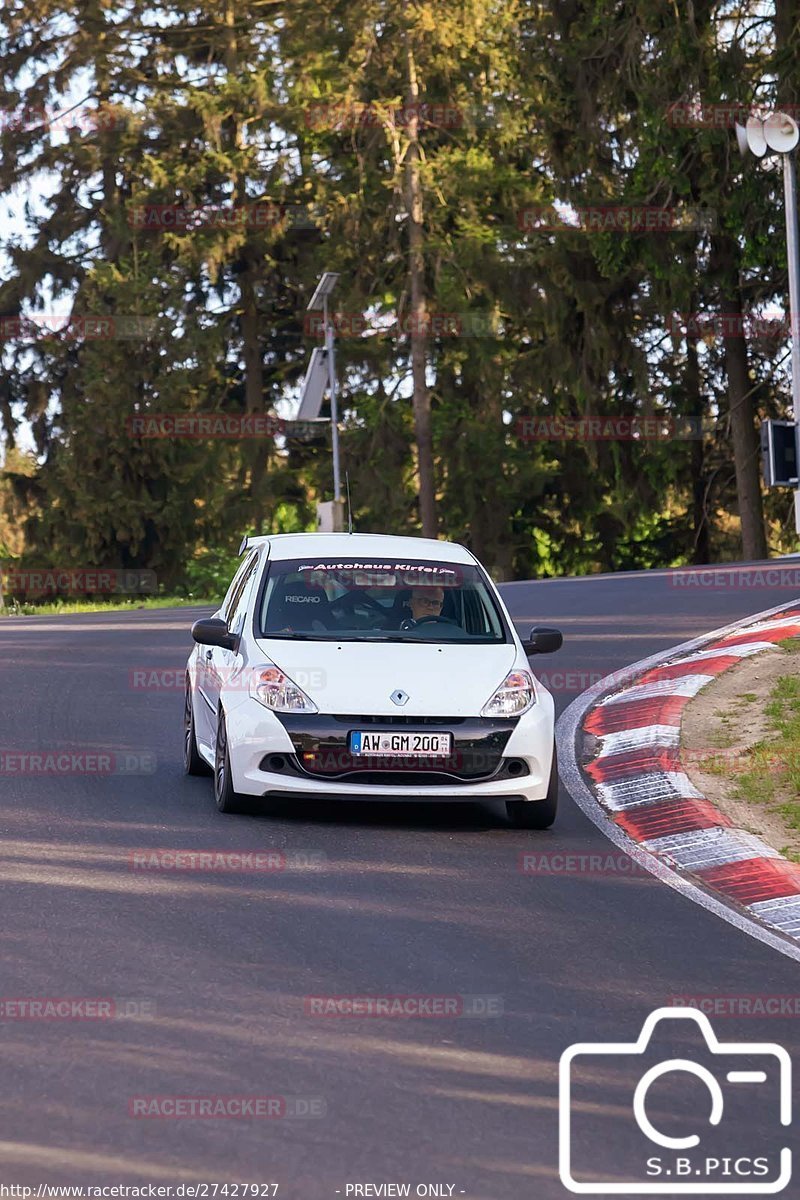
[557,599,800,963]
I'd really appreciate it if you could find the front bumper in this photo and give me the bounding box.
[223,692,555,802]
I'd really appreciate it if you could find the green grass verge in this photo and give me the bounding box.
[698,652,800,857]
[0,595,217,617]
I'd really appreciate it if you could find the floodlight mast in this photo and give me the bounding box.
[307,271,340,312]
[736,111,800,533]
[324,292,342,503]
[783,153,800,470]
[307,273,342,502]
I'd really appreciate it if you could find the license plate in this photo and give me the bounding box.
[350,731,453,756]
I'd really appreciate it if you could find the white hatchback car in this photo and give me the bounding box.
[184,533,563,827]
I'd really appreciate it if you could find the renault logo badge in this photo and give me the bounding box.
[390,689,409,706]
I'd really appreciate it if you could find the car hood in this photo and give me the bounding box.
[253,638,519,717]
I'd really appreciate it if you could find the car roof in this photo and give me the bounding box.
[246,532,476,565]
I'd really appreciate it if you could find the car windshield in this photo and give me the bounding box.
[257,557,508,644]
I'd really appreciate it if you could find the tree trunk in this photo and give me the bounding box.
[685,296,711,563]
[404,25,437,538]
[712,235,768,560]
[225,0,262,416]
[239,259,263,414]
[775,0,798,112]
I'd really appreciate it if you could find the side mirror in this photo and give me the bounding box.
[522,625,563,655]
[191,617,237,652]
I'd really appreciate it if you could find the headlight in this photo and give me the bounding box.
[249,664,318,713]
[481,670,536,717]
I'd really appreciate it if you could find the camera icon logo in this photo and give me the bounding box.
[559,1007,792,1194]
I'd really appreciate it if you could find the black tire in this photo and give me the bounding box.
[506,744,558,829]
[184,681,211,776]
[214,708,244,814]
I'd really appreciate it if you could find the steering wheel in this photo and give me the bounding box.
[412,615,459,627]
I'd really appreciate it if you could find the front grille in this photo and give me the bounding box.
[332,714,467,725]
[259,753,529,786]
[266,713,520,784]
[306,770,474,786]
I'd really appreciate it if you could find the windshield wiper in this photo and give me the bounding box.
[260,632,334,641]
[369,634,431,642]
[262,632,437,643]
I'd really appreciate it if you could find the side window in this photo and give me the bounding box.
[227,552,260,637]
[222,551,259,626]
[221,557,251,621]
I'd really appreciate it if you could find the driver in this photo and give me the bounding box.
[400,585,445,628]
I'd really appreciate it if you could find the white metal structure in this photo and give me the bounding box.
[735,110,800,532]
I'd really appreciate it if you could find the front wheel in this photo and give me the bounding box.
[184,681,211,776]
[214,709,244,814]
[506,744,558,829]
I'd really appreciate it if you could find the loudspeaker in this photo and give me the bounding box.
[763,111,800,153]
[744,116,768,157]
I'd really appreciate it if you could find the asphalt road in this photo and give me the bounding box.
[1,562,798,1195]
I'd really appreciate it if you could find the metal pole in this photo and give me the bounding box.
[782,151,800,533]
[324,294,342,502]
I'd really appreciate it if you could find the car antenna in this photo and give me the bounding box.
[345,471,354,534]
